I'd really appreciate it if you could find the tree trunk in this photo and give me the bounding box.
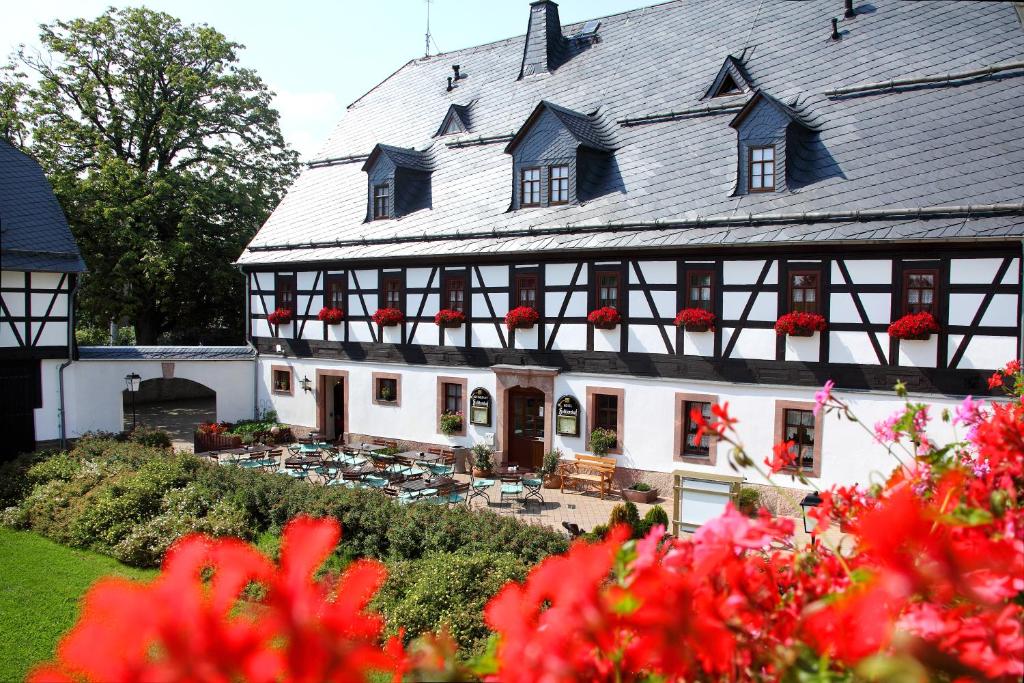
[134,307,163,345]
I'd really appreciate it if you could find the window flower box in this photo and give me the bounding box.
[266,308,293,325]
[439,410,464,436]
[587,306,621,330]
[888,311,939,341]
[434,309,466,329]
[371,308,404,327]
[505,306,539,330]
[774,312,827,337]
[674,307,716,332]
[317,307,344,325]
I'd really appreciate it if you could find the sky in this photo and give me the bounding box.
[1,0,654,159]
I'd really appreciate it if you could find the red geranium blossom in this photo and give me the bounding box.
[317,307,344,324]
[434,309,466,327]
[266,308,293,325]
[774,311,827,336]
[505,306,539,330]
[587,306,622,328]
[888,311,940,340]
[674,307,716,330]
[371,307,404,326]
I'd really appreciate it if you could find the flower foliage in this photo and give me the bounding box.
[673,307,716,330]
[988,359,1022,395]
[504,306,539,330]
[439,411,463,436]
[266,308,292,325]
[371,308,404,327]
[587,306,622,328]
[888,311,939,340]
[197,421,230,435]
[434,309,466,327]
[318,307,344,325]
[774,311,827,336]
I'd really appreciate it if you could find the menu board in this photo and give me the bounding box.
[470,387,491,426]
[555,395,580,436]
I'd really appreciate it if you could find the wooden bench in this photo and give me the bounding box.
[560,454,617,499]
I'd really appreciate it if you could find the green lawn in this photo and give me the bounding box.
[0,528,156,681]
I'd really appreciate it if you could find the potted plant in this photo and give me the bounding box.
[434,309,466,329]
[888,311,939,341]
[541,448,563,488]
[470,443,494,477]
[587,306,621,330]
[372,307,404,327]
[674,307,716,332]
[737,486,760,517]
[505,306,539,330]
[439,410,463,436]
[590,427,617,456]
[621,481,659,504]
[266,308,293,325]
[318,307,344,325]
[774,311,827,337]
[379,384,395,402]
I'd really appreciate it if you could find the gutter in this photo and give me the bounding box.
[58,276,78,449]
[239,264,260,420]
[826,61,1024,97]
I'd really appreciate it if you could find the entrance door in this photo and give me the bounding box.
[507,388,544,469]
[0,360,39,459]
[330,379,345,440]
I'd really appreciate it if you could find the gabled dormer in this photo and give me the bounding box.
[361,144,433,221]
[728,91,821,195]
[703,55,753,99]
[434,102,473,137]
[505,101,616,210]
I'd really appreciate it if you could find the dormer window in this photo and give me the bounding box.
[373,184,390,219]
[549,165,569,204]
[521,168,541,207]
[703,55,753,100]
[748,146,775,192]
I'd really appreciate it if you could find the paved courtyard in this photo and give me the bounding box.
[126,397,214,452]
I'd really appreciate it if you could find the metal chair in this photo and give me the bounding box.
[499,474,524,508]
[522,476,544,507]
[467,471,495,505]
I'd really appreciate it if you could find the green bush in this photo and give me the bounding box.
[644,505,669,529]
[737,486,760,516]
[129,426,172,449]
[628,482,652,492]
[608,501,641,533]
[374,551,528,654]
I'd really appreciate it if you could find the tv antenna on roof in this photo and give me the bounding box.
[424,0,442,57]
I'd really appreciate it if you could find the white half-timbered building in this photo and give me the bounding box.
[1,139,85,455]
[237,1,1024,494]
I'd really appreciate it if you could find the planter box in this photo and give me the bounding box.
[543,474,562,489]
[194,431,242,453]
[472,468,493,478]
[439,321,463,330]
[895,333,932,341]
[684,322,711,333]
[787,328,815,338]
[621,487,659,504]
[592,322,618,330]
[510,323,535,331]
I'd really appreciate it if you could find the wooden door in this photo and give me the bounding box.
[0,360,38,459]
[331,380,345,439]
[507,388,544,469]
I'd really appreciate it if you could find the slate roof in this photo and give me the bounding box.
[0,140,86,272]
[361,144,434,173]
[505,100,615,153]
[78,346,255,360]
[238,0,1024,266]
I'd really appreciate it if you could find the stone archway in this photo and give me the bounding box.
[123,377,216,449]
[491,364,558,467]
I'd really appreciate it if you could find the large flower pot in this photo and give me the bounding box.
[543,474,562,489]
[472,468,493,478]
[621,487,659,504]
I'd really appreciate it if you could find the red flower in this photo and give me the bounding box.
[673,307,716,330]
[1004,359,1021,375]
[317,307,344,324]
[371,307,404,326]
[774,311,827,336]
[888,311,940,340]
[764,440,797,474]
[434,309,466,327]
[988,372,1004,389]
[266,308,293,325]
[587,306,622,328]
[504,306,539,330]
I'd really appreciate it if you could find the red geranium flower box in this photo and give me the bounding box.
[888,311,939,341]
[505,306,539,330]
[266,308,293,325]
[775,312,827,337]
[434,309,466,328]
[372,308,404,327]
[317,307,344,325]
[587,306,621,330]
[674,308,716,332]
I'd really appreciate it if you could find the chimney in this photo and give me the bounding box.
[452,64,461,80]
[519,0,567,79]
[844,0,856,19]
[831,17,841,40]
[447,76,453,92]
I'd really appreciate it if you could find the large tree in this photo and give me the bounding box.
[7,8,298,344]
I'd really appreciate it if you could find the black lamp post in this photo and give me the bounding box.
[125,372,141,431]
[800,491,823,536]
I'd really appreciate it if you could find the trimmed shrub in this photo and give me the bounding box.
[129,426,172,449]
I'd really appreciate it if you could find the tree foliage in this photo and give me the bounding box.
[8,8,298,343]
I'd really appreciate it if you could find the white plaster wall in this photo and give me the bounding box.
[593,327,621,352]
[352,269,377,290]
[34,359,66,441]
[60,359,254,438]
[545,263,577,286]
[442,326,466,347]
[380,326,402,345]
[302,320,324,340]
[950,258,1010,284]
[297,271,318,290]
[981,294,1018,327]
[627,325,670,354]
[512,325,540,350]
[897,337,938,367]
[947,334,1018,370]
[785,333,820,362]
[476,266,508,288]
[549,323,587,351]
[834,259,891,284]
[470,324,503,348]
[635,260,675,285]
[830,330,887,365]
[725,327,775,360]
[681,329,714,356]
[406,268,432,289]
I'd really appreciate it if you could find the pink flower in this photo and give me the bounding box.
[874,411,902,443]
[954,395,984,428]
[813,380,835,417]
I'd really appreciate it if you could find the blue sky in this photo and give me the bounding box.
[2,1,652,158]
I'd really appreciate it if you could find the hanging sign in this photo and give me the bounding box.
[470,387,492,426]
[555,395,580,436]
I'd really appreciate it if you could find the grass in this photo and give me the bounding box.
[0,527,156,681]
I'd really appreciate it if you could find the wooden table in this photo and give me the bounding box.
[399,476,455,494]
[393,450,444,464]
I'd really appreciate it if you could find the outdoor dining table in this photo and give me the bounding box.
[284,455,322,478]
[398,476,455,494]
[393,450,444,464]
[360,443,389,453]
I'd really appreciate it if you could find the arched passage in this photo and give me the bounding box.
[123,377,216,449]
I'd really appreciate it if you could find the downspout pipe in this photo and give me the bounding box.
[240,265,260,420]
[58,276,78,449]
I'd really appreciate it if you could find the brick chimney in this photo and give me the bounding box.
[519,0,567,79]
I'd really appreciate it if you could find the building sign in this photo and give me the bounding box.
[470,387,491,426]
[555,395,580,436]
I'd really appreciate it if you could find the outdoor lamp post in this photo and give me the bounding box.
[800,491,823,536]
[125,372,141,431]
